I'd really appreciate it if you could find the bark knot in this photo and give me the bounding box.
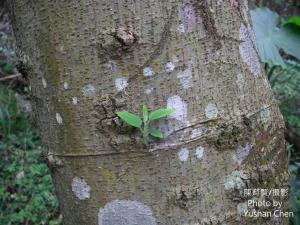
[214,123,241,150]
[43,152,63,169]
[112,26,138,47]
[97,26,138,64]
[16,49,32,80]
[93,94,134,133]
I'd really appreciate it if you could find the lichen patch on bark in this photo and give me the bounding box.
[165,62,175,73]
[177,67,193,89]
[177,23,185,33]
[179,0,197,32]
[72,97,78,105]
[224,170,247,196]
[98,200,156,225]
[167,95,188,122]
[71,176,91,200]
[82,84,96,97]
[205,102,218,119]
[114,77,128,92]
[42,77,47,88]
[232,143,253,165]
[236,73,244,90]
[260,108,271,123]
[145,88,153,95]
[63,82,69,90]
[191,128,203,138]
[178,148,190,161]
[237,201,248,216]
[143,67,154,77]
[195,146,204,159]
[55,112,63,125]
[239,23,261,76]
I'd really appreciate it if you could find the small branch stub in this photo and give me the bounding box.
[112,25,138,47]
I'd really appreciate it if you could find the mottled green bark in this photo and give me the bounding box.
[9,0,289,224]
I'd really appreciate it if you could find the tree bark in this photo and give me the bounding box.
[8,0,289,224]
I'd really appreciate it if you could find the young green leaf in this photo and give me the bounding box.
[142,105,148,123]
[284,16,300,27]
[116,111,142,128]
[149,108,175,121]
[150,130,163,138]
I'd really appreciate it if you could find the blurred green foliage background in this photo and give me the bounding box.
[0,86,61,225]
[0,2,61,224]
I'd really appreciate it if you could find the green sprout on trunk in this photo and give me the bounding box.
[116,106,175,145]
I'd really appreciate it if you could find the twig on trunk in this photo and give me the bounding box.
[0,73,22,82]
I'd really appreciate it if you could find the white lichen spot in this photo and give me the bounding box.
[224,171,247,195]
[236,74,244,90]
[165,62,175,73]
[72,97,78,105]
[98,200,156,225]
[143,67,154,77]
[177,68,193,89]
[263,77,271,89]
[260,108,271,123]
[239,23,261,76]
[195,146,204,159]
[63,82,69,90]
[205,102,218,119]
[172,55,179,64]
[191,128,203,138]
[167,95,187,122]
[233,143,252,165]
[217,0,223,5]
[240,94,245,102]
[71,176,91,200]
[57,43,64,52]
[82,84,96,97]
[42,78,47,88]
[177,23,185,33]
[237,202,248,216]
[55,113,63,125]
[145,88,153,95]
[179,1,197,31]
[115,77,128,92]
[178,148,189,162]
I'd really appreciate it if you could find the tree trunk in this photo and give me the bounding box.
[8,0,289,224]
